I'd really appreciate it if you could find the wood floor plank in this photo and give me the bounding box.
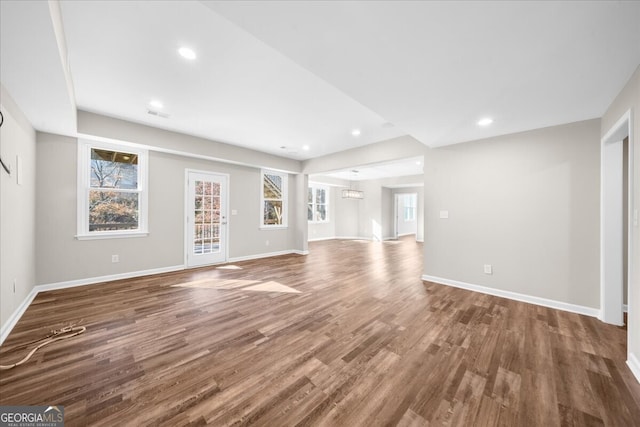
[1,237,638,426]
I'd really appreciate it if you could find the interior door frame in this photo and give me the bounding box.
[600,109,633,326]
[184,169,230,267]
[394,192,418,240]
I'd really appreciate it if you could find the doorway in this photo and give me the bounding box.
[185,170,229,267]
[394,193,418,239]
[600,111,633,325]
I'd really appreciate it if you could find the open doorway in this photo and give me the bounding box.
[394,193,418,240]
[600,110,633,326]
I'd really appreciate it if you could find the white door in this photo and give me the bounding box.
[186,171,228,267]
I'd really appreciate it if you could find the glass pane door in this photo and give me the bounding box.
[186,172,227,266]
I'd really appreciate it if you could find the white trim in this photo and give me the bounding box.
[421,274,600,317]
[627,353,640,384]
[76,231,149,240]
[77,139,149,239]
[308,236,337,242]
[228,249,306,263]
[416,238,424,243]
[0,288,38,346]
[184,169,230,267]
[261,169,288,228]
[624,304,629,313]
[36,265,185,293]
[0,264,184,346]
[600,109,633,326]
[397,232,416,237]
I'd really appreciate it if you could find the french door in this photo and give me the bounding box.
[186,171,228,267]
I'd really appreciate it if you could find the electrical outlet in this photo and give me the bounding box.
[440,210,449,219]
[112,254,119,263]
[484,264,492,275]
[265,240,270,246]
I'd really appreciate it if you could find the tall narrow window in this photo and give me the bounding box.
[77,140,148,239]
[403,194,417,221]
[261,170,287,228]
[308,185,329,223]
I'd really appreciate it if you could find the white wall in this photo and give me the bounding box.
[303,135,424,174]
[423,119,601,309]
[601,64,640,374]
[35,131,306,286]
[0,85,36,330]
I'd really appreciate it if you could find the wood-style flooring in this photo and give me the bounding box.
[1,237,639,426]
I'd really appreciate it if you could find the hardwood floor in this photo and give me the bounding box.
[1,237,639,426]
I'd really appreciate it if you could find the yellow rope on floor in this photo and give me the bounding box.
[0,325,86,370]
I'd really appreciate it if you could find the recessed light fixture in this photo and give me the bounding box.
[149,100,163,109]
[477,117,493,127]
[351,129,361,136]
[178,46,196,60]
[416,161,421,165]
[302,145,310,151]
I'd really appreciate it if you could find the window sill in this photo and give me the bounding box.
[260,225,288,230]
[76,231,149,240]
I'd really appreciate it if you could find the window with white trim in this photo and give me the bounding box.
[308,185,329,223]
[403,194,416,221]
[261,170,287,228]
[77,140,148,239]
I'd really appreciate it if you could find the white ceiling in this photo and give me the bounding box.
[1,1,639,164]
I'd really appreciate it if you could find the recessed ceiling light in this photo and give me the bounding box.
[416,161,421,165]
[477,117,493,126]
[351,129,361,136]
[302,145,310,151]
[149,100,163,109]
[178,46,196,60]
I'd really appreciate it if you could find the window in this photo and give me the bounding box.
[261,170,287,228]
[403,194,416,221]
[308,185,329,223]
[77,140,148,239]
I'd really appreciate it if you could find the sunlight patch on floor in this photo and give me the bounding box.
[216,265,243,270]
[172,278,301,294]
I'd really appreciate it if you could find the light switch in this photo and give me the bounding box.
[231,209,238,216]
[484,264,492,274]
[439,210,449,219]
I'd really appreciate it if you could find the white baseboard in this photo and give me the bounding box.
[397,232,416,237]
[308,236,336,242]
[0,265,184,346]
[628,352,640,384]
[308,236,369,242]
[421,274,600,318]
[35,265,185,293]
[228,249,306,263]
[416,239,424,243]
[0,288,38,346]
[624,304,629,313]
